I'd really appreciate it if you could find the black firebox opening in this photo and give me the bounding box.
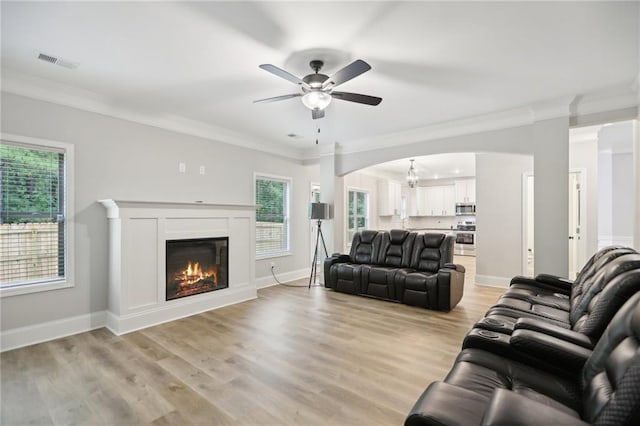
[166,237,228,301]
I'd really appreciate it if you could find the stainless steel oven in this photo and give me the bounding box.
[455,232,475,246]
[454,222,476,256]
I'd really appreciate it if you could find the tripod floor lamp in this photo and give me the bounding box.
[308,202,329,288]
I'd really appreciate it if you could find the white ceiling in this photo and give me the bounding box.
[363,153,476,182]
[2,2,638,157]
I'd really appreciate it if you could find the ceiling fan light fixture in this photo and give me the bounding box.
[302,91,332,111]
[407,159,419,188]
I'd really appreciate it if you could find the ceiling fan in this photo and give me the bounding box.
[254,59,382,119]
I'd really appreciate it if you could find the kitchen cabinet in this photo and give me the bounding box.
[406,187,418,217]
[455,179,476,203]
[412,185,455,216]
[377,179,402,216]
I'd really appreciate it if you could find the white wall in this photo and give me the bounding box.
[612,153,634,240]
[0,92,319,331]
[475,153,534,287]
[334,118,570,277]
[598,151,614,243]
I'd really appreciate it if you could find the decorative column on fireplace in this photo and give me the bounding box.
[166,237,229,300]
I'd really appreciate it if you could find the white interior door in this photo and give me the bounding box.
[522,173,534,276]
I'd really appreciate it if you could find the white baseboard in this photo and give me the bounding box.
[1,311,107,352]
[256,267,312,289]
[106,285,257,335]
[475,274,510,289]
[1,286,259,350]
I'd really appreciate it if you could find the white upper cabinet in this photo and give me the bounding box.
[414,185,455,216]
[455,179,476,203]
[377,179,402,216]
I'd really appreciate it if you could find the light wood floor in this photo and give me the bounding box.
[1,257,503,425]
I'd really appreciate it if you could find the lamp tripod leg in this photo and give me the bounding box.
[309,222,322,288]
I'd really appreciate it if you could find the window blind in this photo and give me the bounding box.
[0,142,66,286]
[255,176,289,256]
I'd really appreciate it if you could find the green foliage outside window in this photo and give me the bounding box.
[0,144,63,224]
[256,179,286,224]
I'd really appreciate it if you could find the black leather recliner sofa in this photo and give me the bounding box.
[323,229,465,311]
[405,246,640,426]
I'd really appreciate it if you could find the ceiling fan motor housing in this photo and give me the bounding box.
[303,73,329,89]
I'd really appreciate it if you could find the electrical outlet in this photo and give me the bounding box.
[270,262,275,268]
[199,165,205,175]
[178,162,186,173]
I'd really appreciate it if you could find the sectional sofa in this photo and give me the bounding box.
[405,246,640,426]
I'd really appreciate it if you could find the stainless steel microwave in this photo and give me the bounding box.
[455,203,476,215]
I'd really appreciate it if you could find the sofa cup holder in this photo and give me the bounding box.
[483,318,506,327]
[477,330,501,339]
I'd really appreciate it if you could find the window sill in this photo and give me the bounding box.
[256,251,293,261]
[0,279,73,298]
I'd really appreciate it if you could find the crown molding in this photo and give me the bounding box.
[323,106,537,157]
[302,86,637,159]
[4,69,636,163]
[1,69,305,161]
[571,83,639,117]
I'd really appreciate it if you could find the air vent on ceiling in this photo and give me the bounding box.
[37,52,79,69]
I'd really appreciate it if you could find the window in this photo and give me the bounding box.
[347,189,369,244]
[255,174,290,258]
[0,135,74,297]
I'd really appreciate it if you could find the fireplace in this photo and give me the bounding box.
[166,237,228,301]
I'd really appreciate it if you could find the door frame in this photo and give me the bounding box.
[521,172,534,276]
[569,168,588,279]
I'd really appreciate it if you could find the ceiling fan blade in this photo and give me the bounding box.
[253,93,302,104]
[312,109,325,120]
[331,91,382,106]
[259,64,310,89]
[322,59,371,89]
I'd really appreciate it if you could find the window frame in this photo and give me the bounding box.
[254,172,292,260]
[0,133,75,298]
[346,187,370,248]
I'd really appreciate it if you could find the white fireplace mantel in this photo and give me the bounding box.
[99,199,258,335]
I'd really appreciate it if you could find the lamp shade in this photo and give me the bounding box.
[309,202,329,220]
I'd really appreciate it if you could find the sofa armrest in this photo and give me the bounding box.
[323,254,352,289]
[481,389,587,426]
[436,265,465,311]
[510,274,573,295]
[405,382,489,426]
[510,329,592,376]
[514,317,595,349]
[443,263,465,273]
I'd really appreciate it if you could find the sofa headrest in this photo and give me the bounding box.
[389,229,410,244]
[418,233,445,248]
[360,230,379,244]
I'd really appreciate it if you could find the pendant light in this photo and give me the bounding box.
[407,159,418,188]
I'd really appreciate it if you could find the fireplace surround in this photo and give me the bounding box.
[99,200,257,334]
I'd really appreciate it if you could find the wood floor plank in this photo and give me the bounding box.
[1,256,504,425]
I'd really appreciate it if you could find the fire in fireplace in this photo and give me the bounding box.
[166,237,228,301]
